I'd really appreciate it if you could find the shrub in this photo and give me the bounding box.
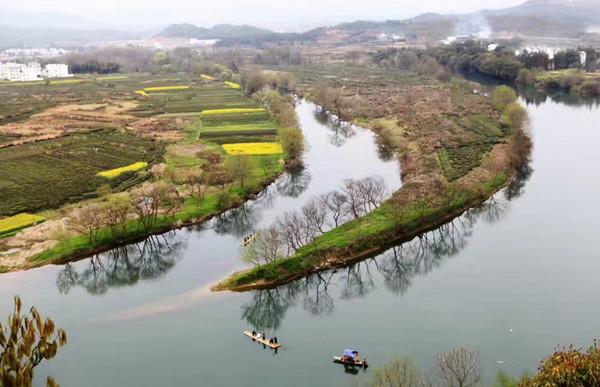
[523,341,600,386]
[493,86,518,111]
[501,102,528,130]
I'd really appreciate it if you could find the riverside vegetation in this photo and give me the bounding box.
[215,61,531,291]
[0,71,303,272]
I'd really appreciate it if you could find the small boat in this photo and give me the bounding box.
[243,330,281,350]
[242,234,256,247]
[333,349,368,368]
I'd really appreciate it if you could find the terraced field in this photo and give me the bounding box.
[0,74,284,222]
[0,129,163,216]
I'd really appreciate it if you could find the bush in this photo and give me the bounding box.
[523,341,600,387]
[502,102,528,130]
[493,86,518,112]
[516,69,535,85]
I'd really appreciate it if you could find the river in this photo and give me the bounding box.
[1,96,599,386]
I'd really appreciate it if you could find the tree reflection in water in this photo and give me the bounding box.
[314,108,357,147]
[241,195,513,329]
[212,168,312,236]
[56,233,186,295]
[275,167,311,198]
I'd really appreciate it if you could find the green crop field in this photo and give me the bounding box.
[0,129,163,216]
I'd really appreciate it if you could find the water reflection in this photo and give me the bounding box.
[212,167,312,236]
[56,233,186,295]
[275,167,311,198]
[518,85,600,108]
[314,108,357,147]
[242,194,513,329]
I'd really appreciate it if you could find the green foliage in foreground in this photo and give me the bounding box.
[223,172,508,289]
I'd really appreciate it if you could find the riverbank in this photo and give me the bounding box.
[214,67,531,292]
[0,78,302,272]
[519,69,600,97]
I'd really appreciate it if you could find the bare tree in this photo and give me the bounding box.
[343,179,367,219]
[226,156,254,188]
[277,211,307,255]
[131,182,182,231]
[321,191,349,228]
[357,176,387,212]
[205,168,232,190]
[70,202,105,244]
[302,198,328,237]
[103,193,133,238]
[244,226,283,266]
[434,348,481,387]
[180,169,205,199]
[367,356,430,387]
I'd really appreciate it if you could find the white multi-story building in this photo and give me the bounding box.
[43,63,71,78]
[0,62,71,81]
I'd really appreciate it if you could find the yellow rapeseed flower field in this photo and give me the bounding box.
[201,74,217,81]
[224,81,241,89]
[202,108,266,116]
[135,90,149,97]
[222,143,283,156]
[49,79,85,85]
[97,75,128,81]
[143,85,190,92]
[0,213,46,235]
[97,162,148,179]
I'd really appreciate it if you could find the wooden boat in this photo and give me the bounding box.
[242,234,256,247]
[243,330,282,350]
[333,355,368,368]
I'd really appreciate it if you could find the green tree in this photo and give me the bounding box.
[493,86,518,112]
[502,102,528,130]
[1,296,67,387]
[279,127,304,164]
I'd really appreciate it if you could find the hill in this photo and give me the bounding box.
[318,0,600,42]
[0,26,140,50]
[157,23,274,39]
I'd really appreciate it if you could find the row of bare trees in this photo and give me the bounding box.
[245,176,387,266]
[69,182,184,245]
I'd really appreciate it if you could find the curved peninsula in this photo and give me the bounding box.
[215,65,531,291]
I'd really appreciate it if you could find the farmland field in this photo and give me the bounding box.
[0,129,163,216]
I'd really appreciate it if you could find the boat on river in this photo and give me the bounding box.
[242,234,256,247]
[333,349,368,368]
[243,330,281,350]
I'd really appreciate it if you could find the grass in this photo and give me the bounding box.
[222,142,283,155]
[97,162,149,179]
[0,213,46,237]
[219,171,509,290]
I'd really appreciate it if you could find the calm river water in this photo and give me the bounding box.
[1,96,599,386]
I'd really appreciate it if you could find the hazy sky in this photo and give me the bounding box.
[3,0,527,31]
